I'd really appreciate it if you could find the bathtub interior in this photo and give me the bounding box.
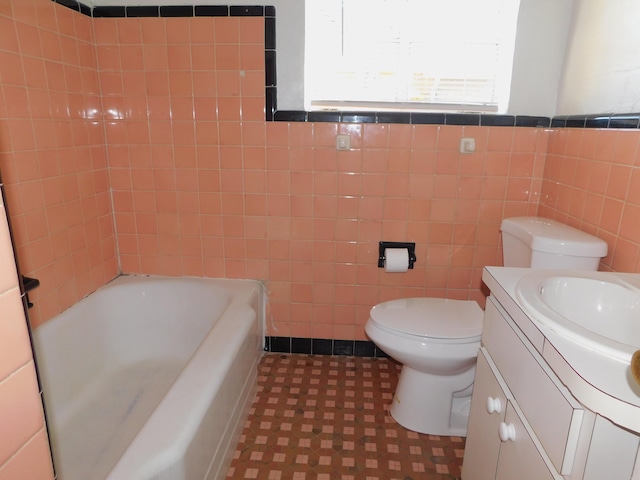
[32,275,264,480]
[50,357,186,480]
[111,294,262,480]
[36,277,232,415]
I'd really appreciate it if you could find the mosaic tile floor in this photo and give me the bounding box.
[227,354,465,480]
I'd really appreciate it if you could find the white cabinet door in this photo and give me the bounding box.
[483,297,583,474]
[462,349,507,480]
[496,403,557,480]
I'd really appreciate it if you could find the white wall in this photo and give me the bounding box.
[557,0,640,115]
[508,0,574,116]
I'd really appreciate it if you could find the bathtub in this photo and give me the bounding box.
[32,275,264,480]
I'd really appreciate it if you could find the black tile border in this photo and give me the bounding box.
[265,336,389,358]
[92,5,125,17]
[50,0,640,129]
[126,6,160,17]
[194,5,229,16]
[481,114,515,127]
[54,0,81,11]
[516,115,551,128]
[446,113,480,126]
[411,112,446,125]
[159,5,195,17]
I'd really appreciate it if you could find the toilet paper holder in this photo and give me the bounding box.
[378,241,417,269]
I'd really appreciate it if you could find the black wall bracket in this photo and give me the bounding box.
[377,241,417,269]
[21,275,40,309]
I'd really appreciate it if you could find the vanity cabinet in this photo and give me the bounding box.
[464,349,557,480]
[463,270,640,480]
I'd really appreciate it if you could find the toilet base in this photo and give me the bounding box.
[390,364,476,436]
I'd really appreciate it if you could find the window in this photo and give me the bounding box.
[305,0,520,113]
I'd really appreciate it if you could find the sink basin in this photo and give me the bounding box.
[517,271,640,360]
[516,270,640,405]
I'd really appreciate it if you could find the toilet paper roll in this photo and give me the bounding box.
[384,248,409,273]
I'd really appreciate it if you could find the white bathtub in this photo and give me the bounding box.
[32,275,264,480]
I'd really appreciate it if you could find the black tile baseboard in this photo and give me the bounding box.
[265,336,388,358]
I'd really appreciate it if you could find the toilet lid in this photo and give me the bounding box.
[369,298,483,339]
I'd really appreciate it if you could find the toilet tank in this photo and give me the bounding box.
[500,217,608,270]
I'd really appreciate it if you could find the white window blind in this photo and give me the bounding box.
[305,0,520,113]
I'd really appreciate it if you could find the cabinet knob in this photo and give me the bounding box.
[486,396,502,414]
[499,422,516,442]
[631,350,640,386]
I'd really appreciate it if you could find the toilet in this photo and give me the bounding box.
[365,216,608,436]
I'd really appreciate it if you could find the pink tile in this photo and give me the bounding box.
[216,44,241,70]
[238,17,264,44]
[614,130,640,165]
[594,130,618,162]
[115,18,142,45]
[362,124,388,149]
[620,203,640,242]
[214,17,239,44]
[612,237,639,272]
[387,124,413,149]
[606,165,632,200]
[487,127,514,152]
[437,126,463,151]
[0,429,54,480]
[191,44,216,71]
[0,362,45,466]
[165,17,192,44]
[0,209,19,294]
[0,288,32,382]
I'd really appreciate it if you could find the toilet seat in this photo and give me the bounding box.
[369,298,483,341]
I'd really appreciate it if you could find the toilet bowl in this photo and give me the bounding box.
[367,217,608,437]
[365,297,483,436]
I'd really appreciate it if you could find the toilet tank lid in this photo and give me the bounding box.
[369,298,483,339]
[501,217,608,257]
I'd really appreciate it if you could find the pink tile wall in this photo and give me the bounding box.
[539,128,640,272]
[94,17,548,339]
[0,197,54,478]
[97,16,546,339]
[95,15,266,278]
[0,0,118,329]
[261,123,546,338]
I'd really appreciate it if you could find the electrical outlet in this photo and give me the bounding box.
[460,137,476,153]
[336,134,351,150]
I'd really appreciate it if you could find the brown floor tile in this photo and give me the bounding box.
[227,354,464,479]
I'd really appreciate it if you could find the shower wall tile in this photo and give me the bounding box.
[0,0,118,329]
